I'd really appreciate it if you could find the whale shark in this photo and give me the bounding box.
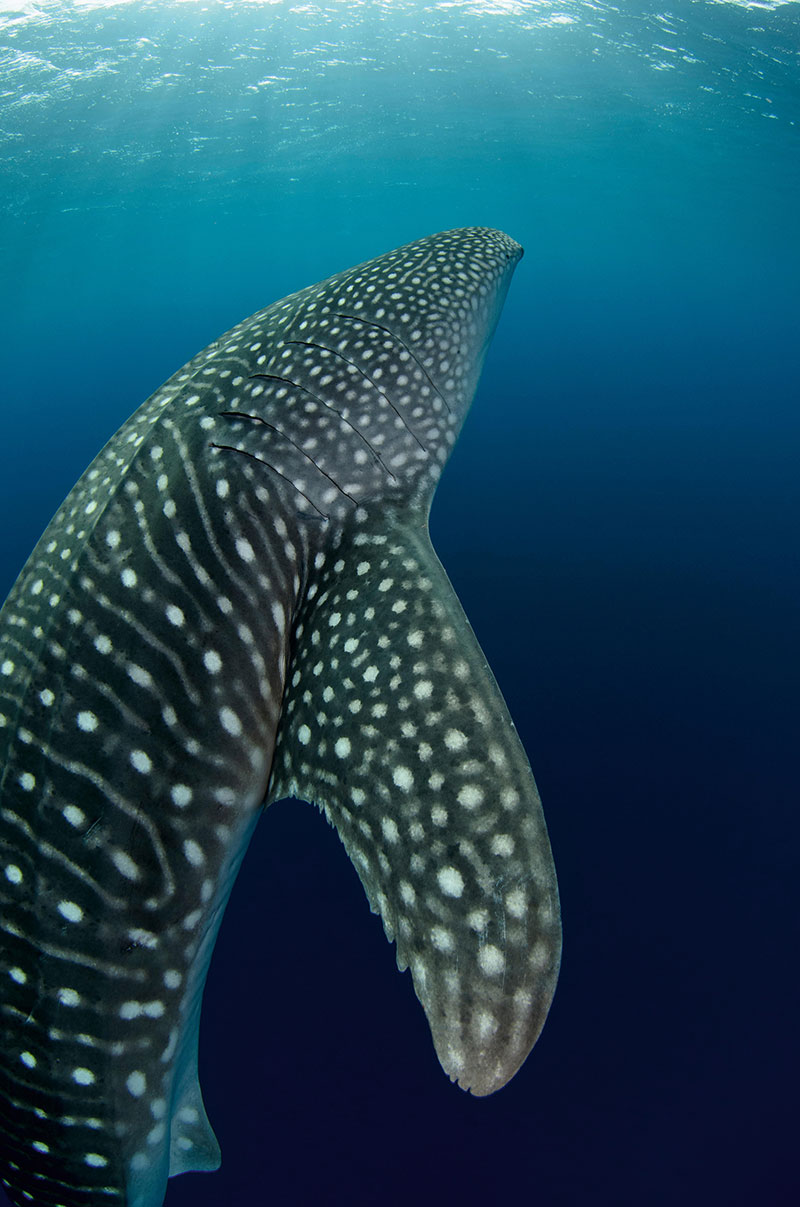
[0,227,560,1207]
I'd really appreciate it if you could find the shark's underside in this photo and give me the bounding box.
[0,228,560,1207]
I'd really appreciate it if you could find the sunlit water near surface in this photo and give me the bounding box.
[1,2,798,1205]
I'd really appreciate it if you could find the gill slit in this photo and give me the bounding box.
[210,444,329,521]
[248,373,397,483]
[333,313,452,414]
[284,340,428,452]
[219,411,358,507]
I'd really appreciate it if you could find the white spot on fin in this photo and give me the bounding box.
[168,1073,220,1177]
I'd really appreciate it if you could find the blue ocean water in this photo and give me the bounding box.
[1,1,798,1205]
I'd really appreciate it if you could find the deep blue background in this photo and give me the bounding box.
[1,2,799,1205]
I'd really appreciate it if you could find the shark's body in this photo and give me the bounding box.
[0,228,560,1207]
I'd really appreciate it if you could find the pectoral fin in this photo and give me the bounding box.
[268,509,561,1095]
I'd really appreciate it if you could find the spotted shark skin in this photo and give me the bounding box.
[0,228,560,1206]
